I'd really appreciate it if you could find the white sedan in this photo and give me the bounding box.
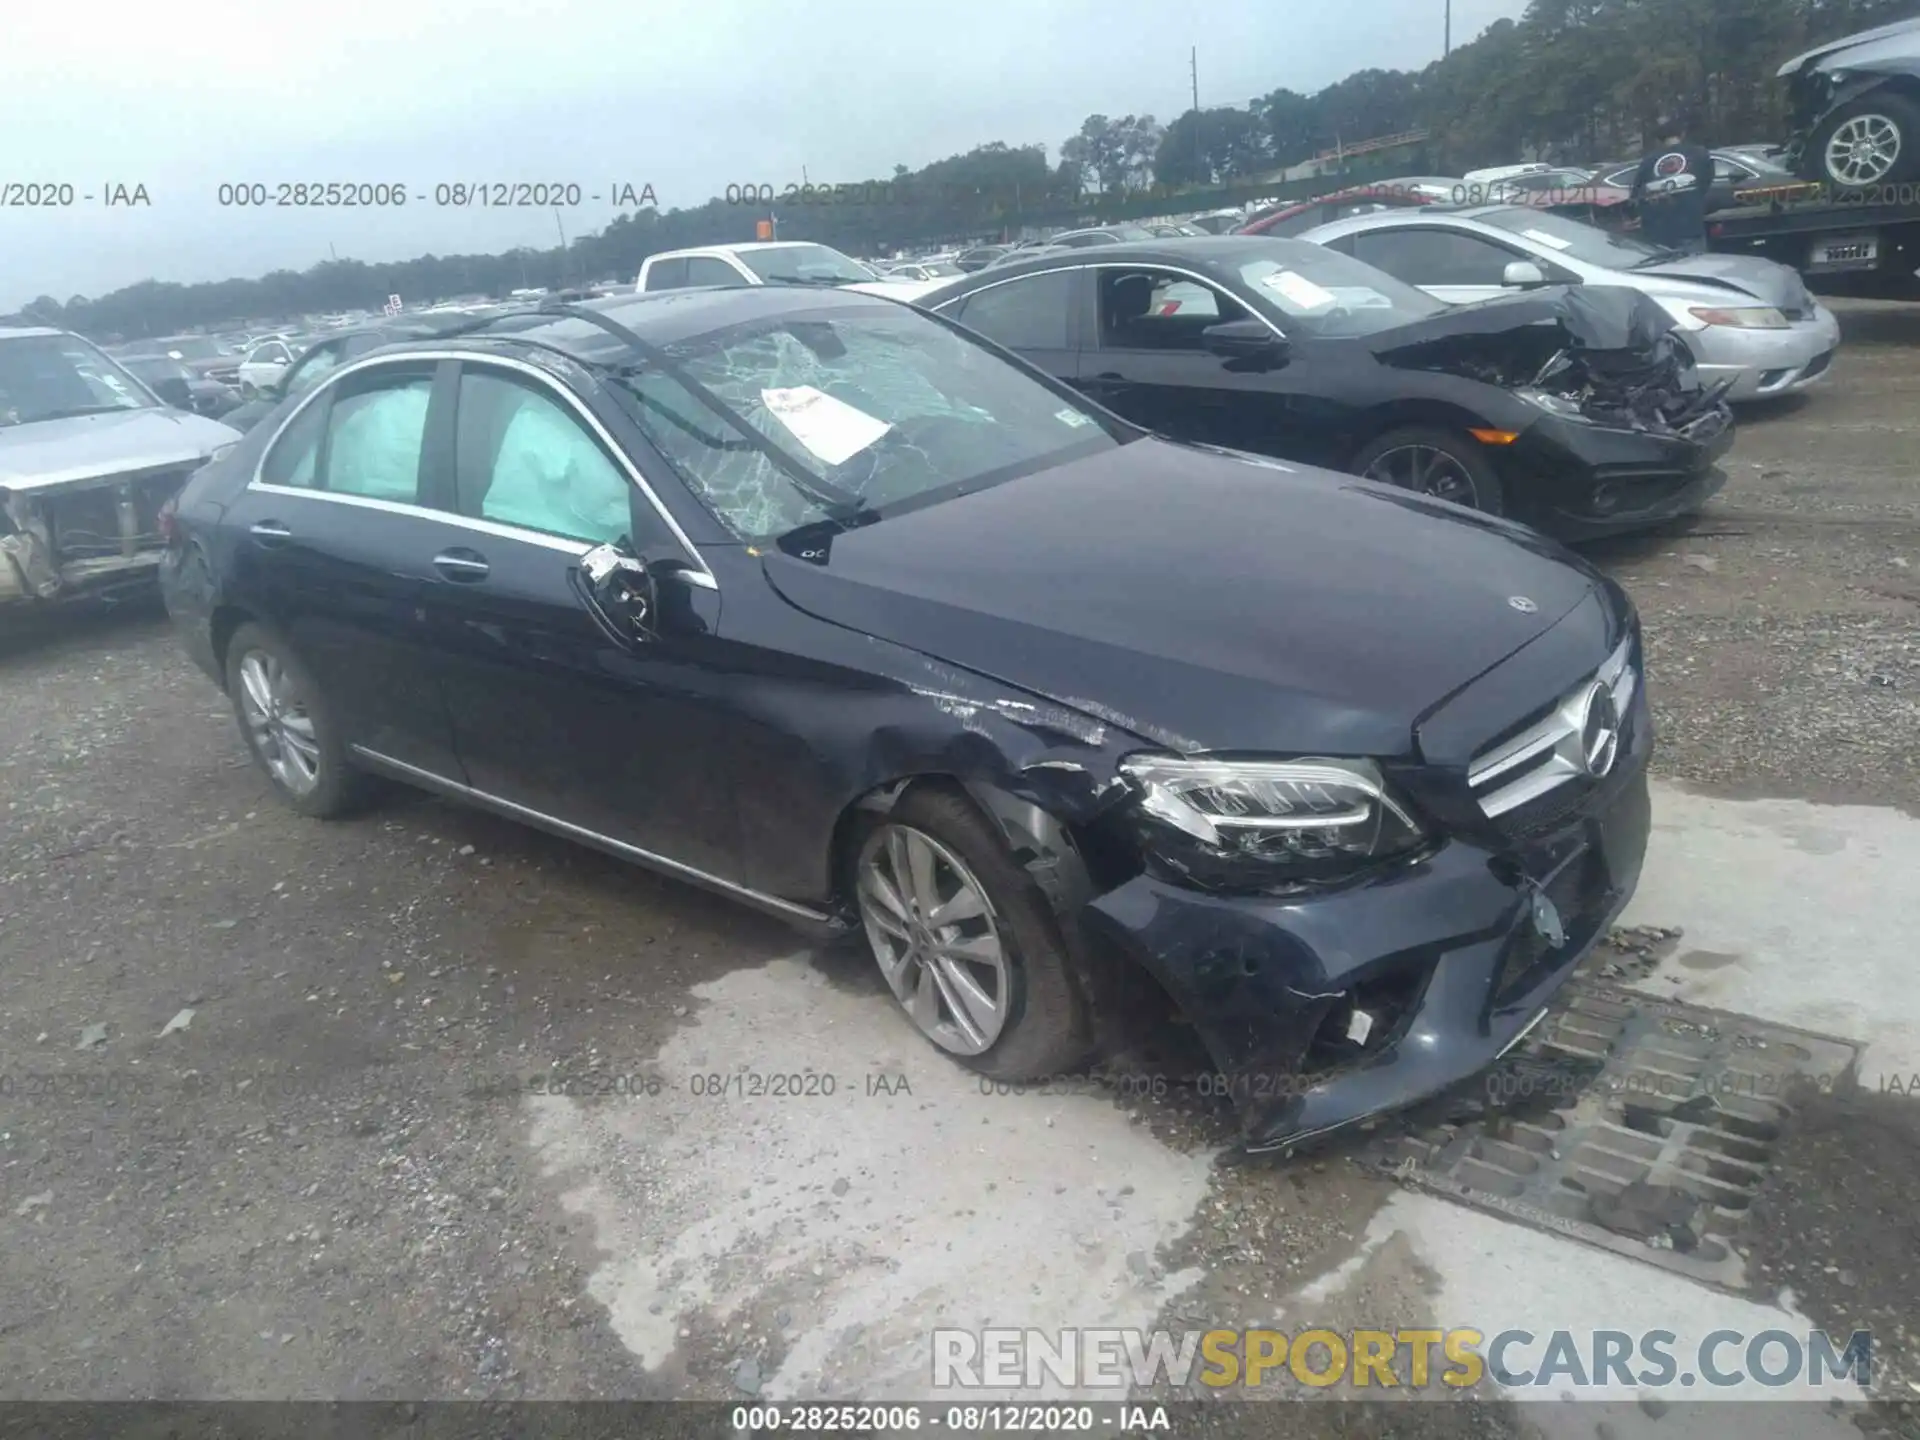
[237,337,300,397]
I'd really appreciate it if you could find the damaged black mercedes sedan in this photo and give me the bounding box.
[158,287,1650,1153]
[920,236,1734,539]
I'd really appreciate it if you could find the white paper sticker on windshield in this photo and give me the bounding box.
[1260,270,1338,310]
[759,386,891,466]
[1521,228,1575,251]
[1055,407,1092,428]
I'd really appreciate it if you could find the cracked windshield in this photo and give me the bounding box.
[5,0,1917,1434]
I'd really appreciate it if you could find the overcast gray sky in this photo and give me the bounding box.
[2,0,1526,307]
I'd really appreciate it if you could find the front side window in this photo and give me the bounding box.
[1349,227,1521,287]
[453,370,634,545]
[947,270,1076,351]
[322,374,433,502]
[610,304,1129,539]
[1097,270,1241,351]
[0,334,155,426]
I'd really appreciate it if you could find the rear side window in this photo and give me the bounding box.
[644,257,690,291]
[260,397,327,488]
[453,369,634,545]
[322,374,433,502]
[948,271,1075,351]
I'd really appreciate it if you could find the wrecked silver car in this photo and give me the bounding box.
[1,326,242,608]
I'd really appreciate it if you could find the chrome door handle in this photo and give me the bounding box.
[249,520,292,545]
[432,549,490,582]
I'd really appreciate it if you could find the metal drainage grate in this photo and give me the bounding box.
[1360,981,1860,1290]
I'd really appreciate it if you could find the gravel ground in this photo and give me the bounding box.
[1,299,1915,1433]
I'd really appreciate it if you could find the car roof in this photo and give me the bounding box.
[646,241,837,262]
[0,325,66,340]
[1298,205,1520,238]
[953,234,1346,280]
[361,289,905,372]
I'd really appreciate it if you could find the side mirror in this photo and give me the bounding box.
[1503,260,1550,288]
[1201,318,1290,364]
[574,540,658,642]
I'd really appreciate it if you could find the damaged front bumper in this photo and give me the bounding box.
[1498,402,1734,539]
[1078,693,1653,1154]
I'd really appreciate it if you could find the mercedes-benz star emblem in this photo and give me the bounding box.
[1577,681,1621,779]
[1508,595,1538,613]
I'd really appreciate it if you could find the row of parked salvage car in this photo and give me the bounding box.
[0,219,1827,1151]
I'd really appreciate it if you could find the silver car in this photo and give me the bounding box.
[1,326,241,607]
[1299,206,1841,402]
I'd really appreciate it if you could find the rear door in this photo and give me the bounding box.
[224,358,464,779]
[422,359,742,878]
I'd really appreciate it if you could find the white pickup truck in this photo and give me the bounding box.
[1,326,241,608]
[635,242,950,303]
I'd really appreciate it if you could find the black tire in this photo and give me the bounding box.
[1349,425,1506,515]
[1809,92,1920,188]
[855,787,1092,1081]
[224,621,375,819]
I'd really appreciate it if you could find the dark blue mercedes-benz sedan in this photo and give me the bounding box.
[158,285,1650,1152]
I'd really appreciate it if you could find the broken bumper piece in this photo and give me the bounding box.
[1079,734,1652,1155]
[1499,404,1735,539]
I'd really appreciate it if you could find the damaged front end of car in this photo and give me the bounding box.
[1379,285,1733,441]
[0,465,200,608]
[1373,286,1735,536]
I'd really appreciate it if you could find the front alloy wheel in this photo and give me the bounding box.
[1362,444,1480,505]
[856,823,1010,1055]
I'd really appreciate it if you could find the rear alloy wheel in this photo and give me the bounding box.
[1813,94,1920,187]
[1350,426,1505,515]
[853,788,1091,1079]
[224,621,373,818]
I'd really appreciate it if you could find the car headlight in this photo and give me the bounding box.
[1689,306,1790,329]
[1515,388,1591,421]
[1119,754,1430,891]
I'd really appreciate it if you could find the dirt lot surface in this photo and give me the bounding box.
[2,300,1916,1436]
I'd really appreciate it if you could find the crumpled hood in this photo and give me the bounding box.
[1778,16,1920,76]
[759,438,1601,757]
[1369,284,1679,358]
[1625,253,1814,312]
[0,408,242,492]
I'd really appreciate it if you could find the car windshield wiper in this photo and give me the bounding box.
[1628,248,1689,267]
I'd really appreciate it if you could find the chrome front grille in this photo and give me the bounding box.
[1467,636,1636,821]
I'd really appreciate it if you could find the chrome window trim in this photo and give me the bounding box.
[349,745,831,925]
[1468,634,1637,820]
[934,260,1290,342]
[248,348,719,590]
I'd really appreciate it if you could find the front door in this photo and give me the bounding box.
[421,361,742,879]
[1076,266,1298,455]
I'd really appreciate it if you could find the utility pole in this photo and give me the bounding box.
[1445,0,1452,56]
[1191,46,1203,183]
[552,208,568,286]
